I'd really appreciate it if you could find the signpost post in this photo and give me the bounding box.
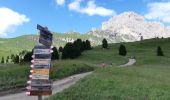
[26,24,53,100]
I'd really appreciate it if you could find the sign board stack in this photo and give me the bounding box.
[26,24,53,98]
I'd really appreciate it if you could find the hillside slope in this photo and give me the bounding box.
[0,32,95,57]
[49,38,170,100]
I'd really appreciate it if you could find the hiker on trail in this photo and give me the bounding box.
[102,63,106,68]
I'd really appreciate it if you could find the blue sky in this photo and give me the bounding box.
[0,0,170,38]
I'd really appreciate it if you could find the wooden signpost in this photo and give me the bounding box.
[26,24,53,100]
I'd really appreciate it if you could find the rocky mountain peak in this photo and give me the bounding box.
[88,11,170,43]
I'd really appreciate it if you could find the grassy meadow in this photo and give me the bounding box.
[0,61,95,93]
[0,38,170,99]
[48,38,170,100]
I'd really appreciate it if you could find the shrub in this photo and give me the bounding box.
[22,51,33,62]
[6,56,9,63]
[62,43,81,59]
[157,46,164,56]
[85,40,92,50]
[119,44,127,56]
[52,47,59,60]
[1,57,4,64]
[59,46,63,52]
[102,38,108,49]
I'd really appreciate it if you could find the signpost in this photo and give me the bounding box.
[26,24,53,100]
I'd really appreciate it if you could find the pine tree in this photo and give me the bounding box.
[51,47,59,60]
[62,42,81,59]
[119,44,127,56]
[1,57,4,64]
[14,55,19,64]
[6,56,9,63]
[85,40,91,50]
[59,46,63,52]
[74,39,83,52]
[157,46,164,56]
[23,51,33,62]
[102,38,108,49]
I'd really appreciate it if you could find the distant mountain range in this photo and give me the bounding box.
[0,11,170,57]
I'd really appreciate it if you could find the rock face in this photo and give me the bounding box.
[88,12,170,43]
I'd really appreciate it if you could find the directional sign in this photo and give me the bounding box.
[37,24,50,32]
[32,69,49,75]
[34,49,52,54]
[37,24,53,46]
[32,59,51,64]
[27,80,52,87]
[31,64,50,69]
[34,45,51,49]
[27,24,53,97]
[34,45,52,55]
[37,25,53,46]
[30,74,49,80]
[34,54,51,59]
[27,90,52,96]
[27,86,52,91]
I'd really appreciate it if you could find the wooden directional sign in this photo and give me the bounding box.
[32,69,49,75]
[33,59,51,64]
[34,45,52,54]
[34,45,51,49]
[27,90,52,96]
[27,86,52,91]
[28,80,52,87]
[27,25,53,97]
[34,54,51,59]
[37,24,53,46]
[30,74,49,80]
[34,49,51,54]
[31,64,50,69]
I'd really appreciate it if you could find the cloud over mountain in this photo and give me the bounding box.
[68,0,116,16]
[145,1,170,23]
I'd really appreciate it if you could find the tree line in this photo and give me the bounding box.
[0,38,165,64]
[0,39,92,64]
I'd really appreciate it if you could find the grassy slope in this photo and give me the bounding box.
[48,38,170,100]
[0,60,95,92]
[0,33,94,58]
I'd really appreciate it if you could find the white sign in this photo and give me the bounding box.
[32,59,51,64]
[30,74,49,80]
[34,49,51,54]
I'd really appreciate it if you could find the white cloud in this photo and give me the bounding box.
[68,0,116,16]
[55,0,65,6]
[145,2,170,23]
[0,7,29,37]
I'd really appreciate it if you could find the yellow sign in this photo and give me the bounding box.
[32,69,49,75]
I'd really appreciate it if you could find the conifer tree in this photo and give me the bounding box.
[157,46,164,56]
[102,38,108,49]
[1,57,4,64]
[119,44,127,56]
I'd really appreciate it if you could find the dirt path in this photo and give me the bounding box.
[119,58,136,67]
[0,72,92,100]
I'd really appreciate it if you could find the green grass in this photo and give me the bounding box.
[49,65,170,100]
[0,60,95,92]
[48,38,170,100]
[50,60,95,80]
[0,64,30,91]
[0,38,170,99]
